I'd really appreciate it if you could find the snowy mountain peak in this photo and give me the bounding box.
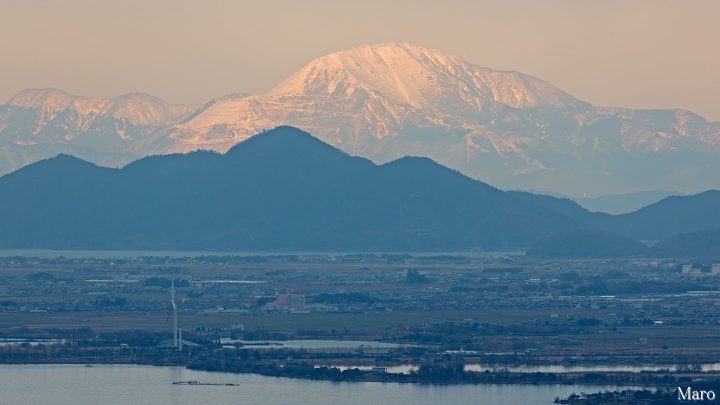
[105,93,195,125]
[8,88,107,113]
[267,42,580,109]
[170,43,588,156]
[5,88,195,126]
[3,44,720,195]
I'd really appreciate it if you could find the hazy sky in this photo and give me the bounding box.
[2,0,719,120]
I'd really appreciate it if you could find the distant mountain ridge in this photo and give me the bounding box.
[0,126,718,253]
[509,189,720,242]
[0,126,581,250]
[0,88,197,171]
[2,43,720,195]
[650,229,720,259]
[598,190,720,241]
[5,88,194,126]
[575,190,686,214]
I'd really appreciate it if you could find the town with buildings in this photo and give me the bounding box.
[1,253,720,364]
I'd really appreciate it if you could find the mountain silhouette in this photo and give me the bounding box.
[4,44,720,196]
[0,126,580,250]
[650,229,720,259]
[1,126,718,252]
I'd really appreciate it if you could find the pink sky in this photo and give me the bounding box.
[2,0,719,120]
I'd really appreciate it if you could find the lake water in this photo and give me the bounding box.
[0,364,628,405]
[0,338,66,347]
[219,339,406,350]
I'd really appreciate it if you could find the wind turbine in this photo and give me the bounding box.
[171,276,178,349]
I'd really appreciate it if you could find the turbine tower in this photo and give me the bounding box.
[171,276,179,349]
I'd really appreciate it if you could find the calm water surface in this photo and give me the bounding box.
[220,339,405,350]
[0,364,627,405]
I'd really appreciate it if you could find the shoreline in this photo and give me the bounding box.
[1,358,717,387]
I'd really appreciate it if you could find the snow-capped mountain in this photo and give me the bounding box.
[167,43,585,152]
[0,89,196,170]
[2,43,720,195]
